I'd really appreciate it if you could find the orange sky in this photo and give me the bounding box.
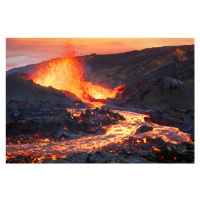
[6,38,194,70]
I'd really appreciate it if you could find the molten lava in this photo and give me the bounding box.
[31,57,120,107]
[6,109,194,163]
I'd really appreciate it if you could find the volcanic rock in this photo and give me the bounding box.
[138,151,161,162]
[56,128,84,140]
[114,155,147,163]
[7,115,66,135]
[135,125,153,134]
[119,77,194,112]
[65,117,80,132]
[143,109,194,137]
[87,150,148,163]
[52,150,149,163]
[69,108,125,135]
[56,128,70,139]
[160,142,194,163]
[54,153,89,163]
[88,151,116,163]
[95,129,106,135]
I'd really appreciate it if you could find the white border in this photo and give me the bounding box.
[1,1,200,200]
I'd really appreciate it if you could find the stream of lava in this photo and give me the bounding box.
[6,109,193,163]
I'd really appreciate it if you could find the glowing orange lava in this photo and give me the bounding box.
[6,109,193,163]
[31,57,119,107]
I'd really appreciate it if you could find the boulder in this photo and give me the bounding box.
[88,151,116,163]
[54,152,89,163]
[135,124,153,134]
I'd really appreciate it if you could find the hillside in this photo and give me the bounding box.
[118,77,194,111]
[6,73,84,107]
[7,45,194,88]
[84,45,194,87]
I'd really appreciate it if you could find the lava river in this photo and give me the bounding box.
[6,110,193,163]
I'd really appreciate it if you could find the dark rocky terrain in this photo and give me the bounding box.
[84,45,194,87]
[51,141,194,164]
[118,77,194,110]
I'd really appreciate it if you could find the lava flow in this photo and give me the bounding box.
[6,109,193,163]
[30,57,122,108]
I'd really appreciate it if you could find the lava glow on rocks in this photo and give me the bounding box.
[6,110,193,163]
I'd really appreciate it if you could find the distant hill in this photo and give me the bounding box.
[6,58,63,75]
[7,45,194,88]
[84,45,194,87]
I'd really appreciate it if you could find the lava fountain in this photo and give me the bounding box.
[31,57,121,107]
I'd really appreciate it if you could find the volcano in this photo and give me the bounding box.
[6,44,194,163]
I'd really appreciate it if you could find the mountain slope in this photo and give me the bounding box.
[118,77,194,111]
[6,73,84,107]
[6,45,194,88]
[84,45,194,87]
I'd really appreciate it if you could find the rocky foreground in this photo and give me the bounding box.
[6,106,194,163]
[7,137,194,164]
[51,142,194,164]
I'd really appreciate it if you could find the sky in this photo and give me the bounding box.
[6,38,194,70]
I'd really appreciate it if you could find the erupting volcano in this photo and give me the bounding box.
[6,42,194,163]
[30,57,121,108]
